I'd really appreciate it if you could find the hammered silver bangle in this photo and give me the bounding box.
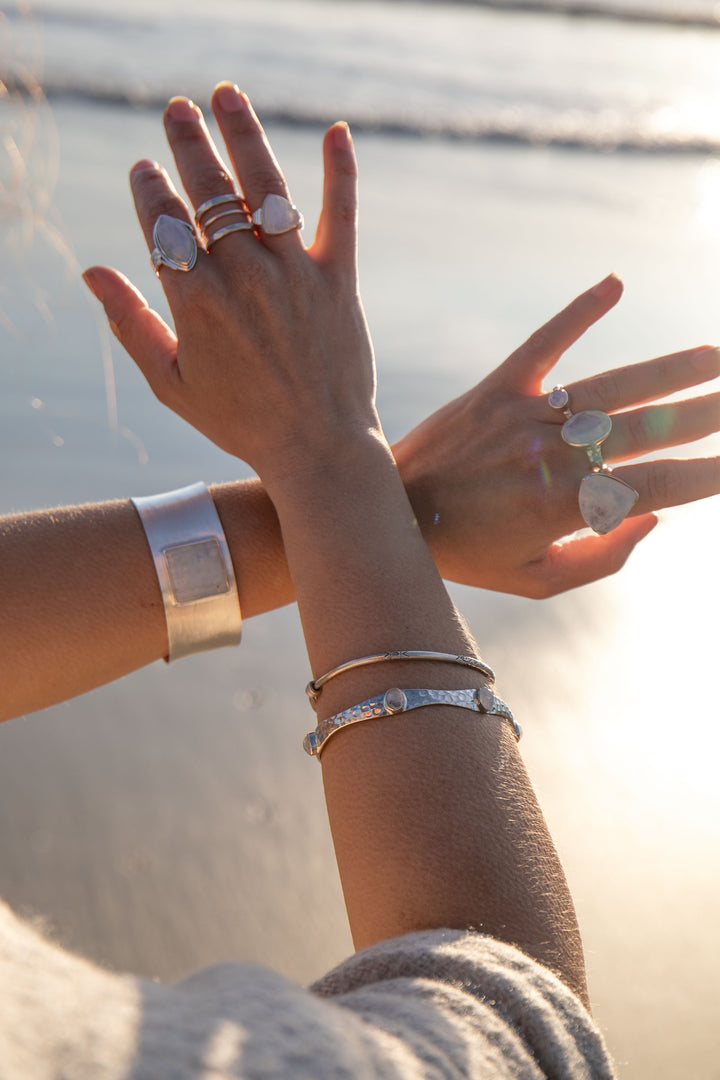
[303,685,520,758]
[131,482,242,662]
[306,650,496,709]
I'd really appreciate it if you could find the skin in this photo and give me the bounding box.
[67,85,717,1007]
[6,270,717,719]
[3,83,718,1015]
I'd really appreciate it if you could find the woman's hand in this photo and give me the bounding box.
[84,85,377,491]
[83,92,719,600]
[395,276,720,597]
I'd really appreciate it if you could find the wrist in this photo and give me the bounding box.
[260,423,393,510]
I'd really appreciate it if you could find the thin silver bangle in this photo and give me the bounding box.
[306,650,495,709]
[304,685,520,758]
[131,482,242,662]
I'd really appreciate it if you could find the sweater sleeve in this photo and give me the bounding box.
[310,928,617,1080]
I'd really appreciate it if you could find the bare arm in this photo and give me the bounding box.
[114,86,590,1002]
[0,478,289,721]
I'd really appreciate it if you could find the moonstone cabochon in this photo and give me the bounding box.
[562,409,612,447]
[579,472,639,534]
[257,193,303,235]
[153,215,198,270]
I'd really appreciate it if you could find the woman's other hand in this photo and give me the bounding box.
[394,276,720,597]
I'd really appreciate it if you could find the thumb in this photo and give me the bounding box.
[83,265,178,396]
[528,513,659,596]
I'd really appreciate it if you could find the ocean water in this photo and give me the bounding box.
[1,3,720,1079]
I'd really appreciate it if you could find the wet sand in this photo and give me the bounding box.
[1,99,719,1077]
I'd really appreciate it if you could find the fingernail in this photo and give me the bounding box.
[82,269,100,299]
[591,272,621,297]
[166,97,200,122]
[690,344,720,373]
[215,82,246,112]
[331,121,352,148]
[131,158,160,175]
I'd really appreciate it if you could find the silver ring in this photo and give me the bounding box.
[195,192,247,224]
[201,208,253,233]
[151,214,198,273]
[206,221,256,250]
[548,387,639,534]
[547,384,573,418]
[252,193,303,236]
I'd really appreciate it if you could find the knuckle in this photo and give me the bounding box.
[247,167,286,200]
[334,196,357,229]
[623,407,652,451]
[584,369,623,409]
[521,323,555,359]
[643,464,676,506]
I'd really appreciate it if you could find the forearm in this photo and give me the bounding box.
[0,479,292,721]
[266,433,588,1003]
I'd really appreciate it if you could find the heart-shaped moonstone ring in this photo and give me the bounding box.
[151,215,198,273]
[251,193,304,236]
[548,385,639,535]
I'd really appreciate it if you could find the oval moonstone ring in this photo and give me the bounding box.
[151,215,198,273]
[561,409,613,449]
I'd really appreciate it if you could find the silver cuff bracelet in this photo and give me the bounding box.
[131,482,242,662]
[304,685,520,758]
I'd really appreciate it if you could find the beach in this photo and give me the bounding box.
[2,2,720,1076]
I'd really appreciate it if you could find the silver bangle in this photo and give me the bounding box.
[131,482,241,662]
[306,650,496,709]
[303,685,520,758]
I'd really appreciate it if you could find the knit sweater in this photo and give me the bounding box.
[0,901,615,1078]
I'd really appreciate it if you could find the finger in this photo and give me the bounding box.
[497,273,623,394]
[211,84,303,253]
[311,123,358,270]
[129,158,207,287]
[566,345,720,414]
[82,265,179,400]
[606,392,720,461]
[163,96,252,246]
[528,513,658,596]
[618,456,720,511]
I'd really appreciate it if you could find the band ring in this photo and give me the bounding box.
[206,222,257,249]
[201,208,253,232]
[195,192,248,225]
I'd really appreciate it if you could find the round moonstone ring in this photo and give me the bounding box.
[151,215,198,273]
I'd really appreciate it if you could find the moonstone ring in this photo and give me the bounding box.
[548,385,639,535]
[151,215,198,273]
[252,193,304,235]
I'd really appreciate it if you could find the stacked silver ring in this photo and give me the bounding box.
[195,192,254,249]
[196,191,304,250]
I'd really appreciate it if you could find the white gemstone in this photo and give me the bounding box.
[475,686,495,713]
[562,409,612,448]
[154,215,197,269]
[548,387,569,410]
[260,194,303,235]
[384,688,407,714]
[579,472,638,534]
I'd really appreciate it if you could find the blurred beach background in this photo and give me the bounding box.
[1,0,720,1075]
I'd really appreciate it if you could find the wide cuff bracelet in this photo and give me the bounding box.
[131,482,242,662]
[304,685,520,758]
